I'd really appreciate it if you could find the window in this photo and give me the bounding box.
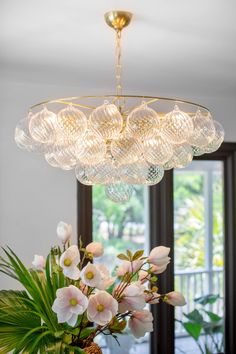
[174,161,224,353]
[77,143,236,354]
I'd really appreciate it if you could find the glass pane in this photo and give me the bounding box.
[92,185,150,354]
[174,161,224,354]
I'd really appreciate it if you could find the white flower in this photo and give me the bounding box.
[148,246,171,267]
[116,259,143,277]
[150,263,169,274]
[57,221,72,244]
[60,245,80,280]
[32,255,46,269]
[87,290,118,326]
[52,285,88,326]
[96,264,116,290]
[80,262,102,287]
[165,291,186,306]
[86,242,104,258]
[129,310,153,338]
[118,283,146,313]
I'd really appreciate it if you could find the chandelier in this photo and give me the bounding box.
[15,11,224,203]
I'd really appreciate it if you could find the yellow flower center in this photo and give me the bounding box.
[69,298,77,306]
[86,271,94,280]
[97,304,104,312]
[64,258,72,267]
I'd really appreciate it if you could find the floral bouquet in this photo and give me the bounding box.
[0,222,186,353]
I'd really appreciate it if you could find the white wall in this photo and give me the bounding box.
[0,80,80,288]
[0,78,235,289]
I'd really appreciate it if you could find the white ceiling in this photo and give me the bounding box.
[1,0,236,103]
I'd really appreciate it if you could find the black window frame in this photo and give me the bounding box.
[77,142,236,354]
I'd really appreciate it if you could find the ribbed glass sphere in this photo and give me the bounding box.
[126,102,160,139]
[164,143,193,169]
[121,163,146,184]
[29,106,56,143]
[52,140,77,170]
[105,183,134,203]
[45,152,61,168]
[143,135,173,165]
[173,144,193,168]
[162,105,194,144]
[15,115,48,153]
[57,105,87,140]
[145,165,164,185]
[76,160,117,185]
[75,163,95,185]
[111,137,141,165]
[121,162,164,185]
[192,146,205,156]
[15,116,35,152]
[75,130,106,165]
[204,121,224,154]
[189,110,215,147]
[89,101,123,139]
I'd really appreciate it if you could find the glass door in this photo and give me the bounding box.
[174,161,224,354]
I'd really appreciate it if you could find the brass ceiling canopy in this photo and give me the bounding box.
[15,9,225,203]
[104,11,133,31]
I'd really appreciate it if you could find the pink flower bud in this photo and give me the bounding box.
[57,221,72,244]
[165,291,186,306]
[86,242,104,258]
[148,246,171,267]
[32,255,46,269]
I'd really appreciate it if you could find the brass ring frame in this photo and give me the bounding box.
[30,95,211,114]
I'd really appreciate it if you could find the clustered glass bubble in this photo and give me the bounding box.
[15,100,224,203]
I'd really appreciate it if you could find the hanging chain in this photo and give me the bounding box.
[115,30,122,96]
[115,30,126,112]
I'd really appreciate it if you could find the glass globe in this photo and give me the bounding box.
[162,105,194,144]
[111,137,141,165]
[45,152,61,168]
[164,143,193,170]
[121,163,147,184]
[89,101,123,139]
[121,162,164,186]
[143,135,173,165]
[76,160,117,185]
[57,105,87,140]
[163,155,179,170]
[189,110,215,147]
[105,183,134,203]
[145,165,164,185]
[126,102,160,140]
[52,140,77,170]
[174,144,193,168]
[29,106,57,144]
[15,114,48,153]
[75,130,106,165]
[192,146,205,156]
[75,163,95,185]
[204,120,224,153]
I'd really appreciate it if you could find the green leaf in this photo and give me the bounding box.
[117,254,129,261]
[79,327,96,339]
[182,322,202,340]
[194,294,220,305]
[183,309,203,323]
[132,250,144,261]
[126,250,133,260]
[203,310,222,322]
